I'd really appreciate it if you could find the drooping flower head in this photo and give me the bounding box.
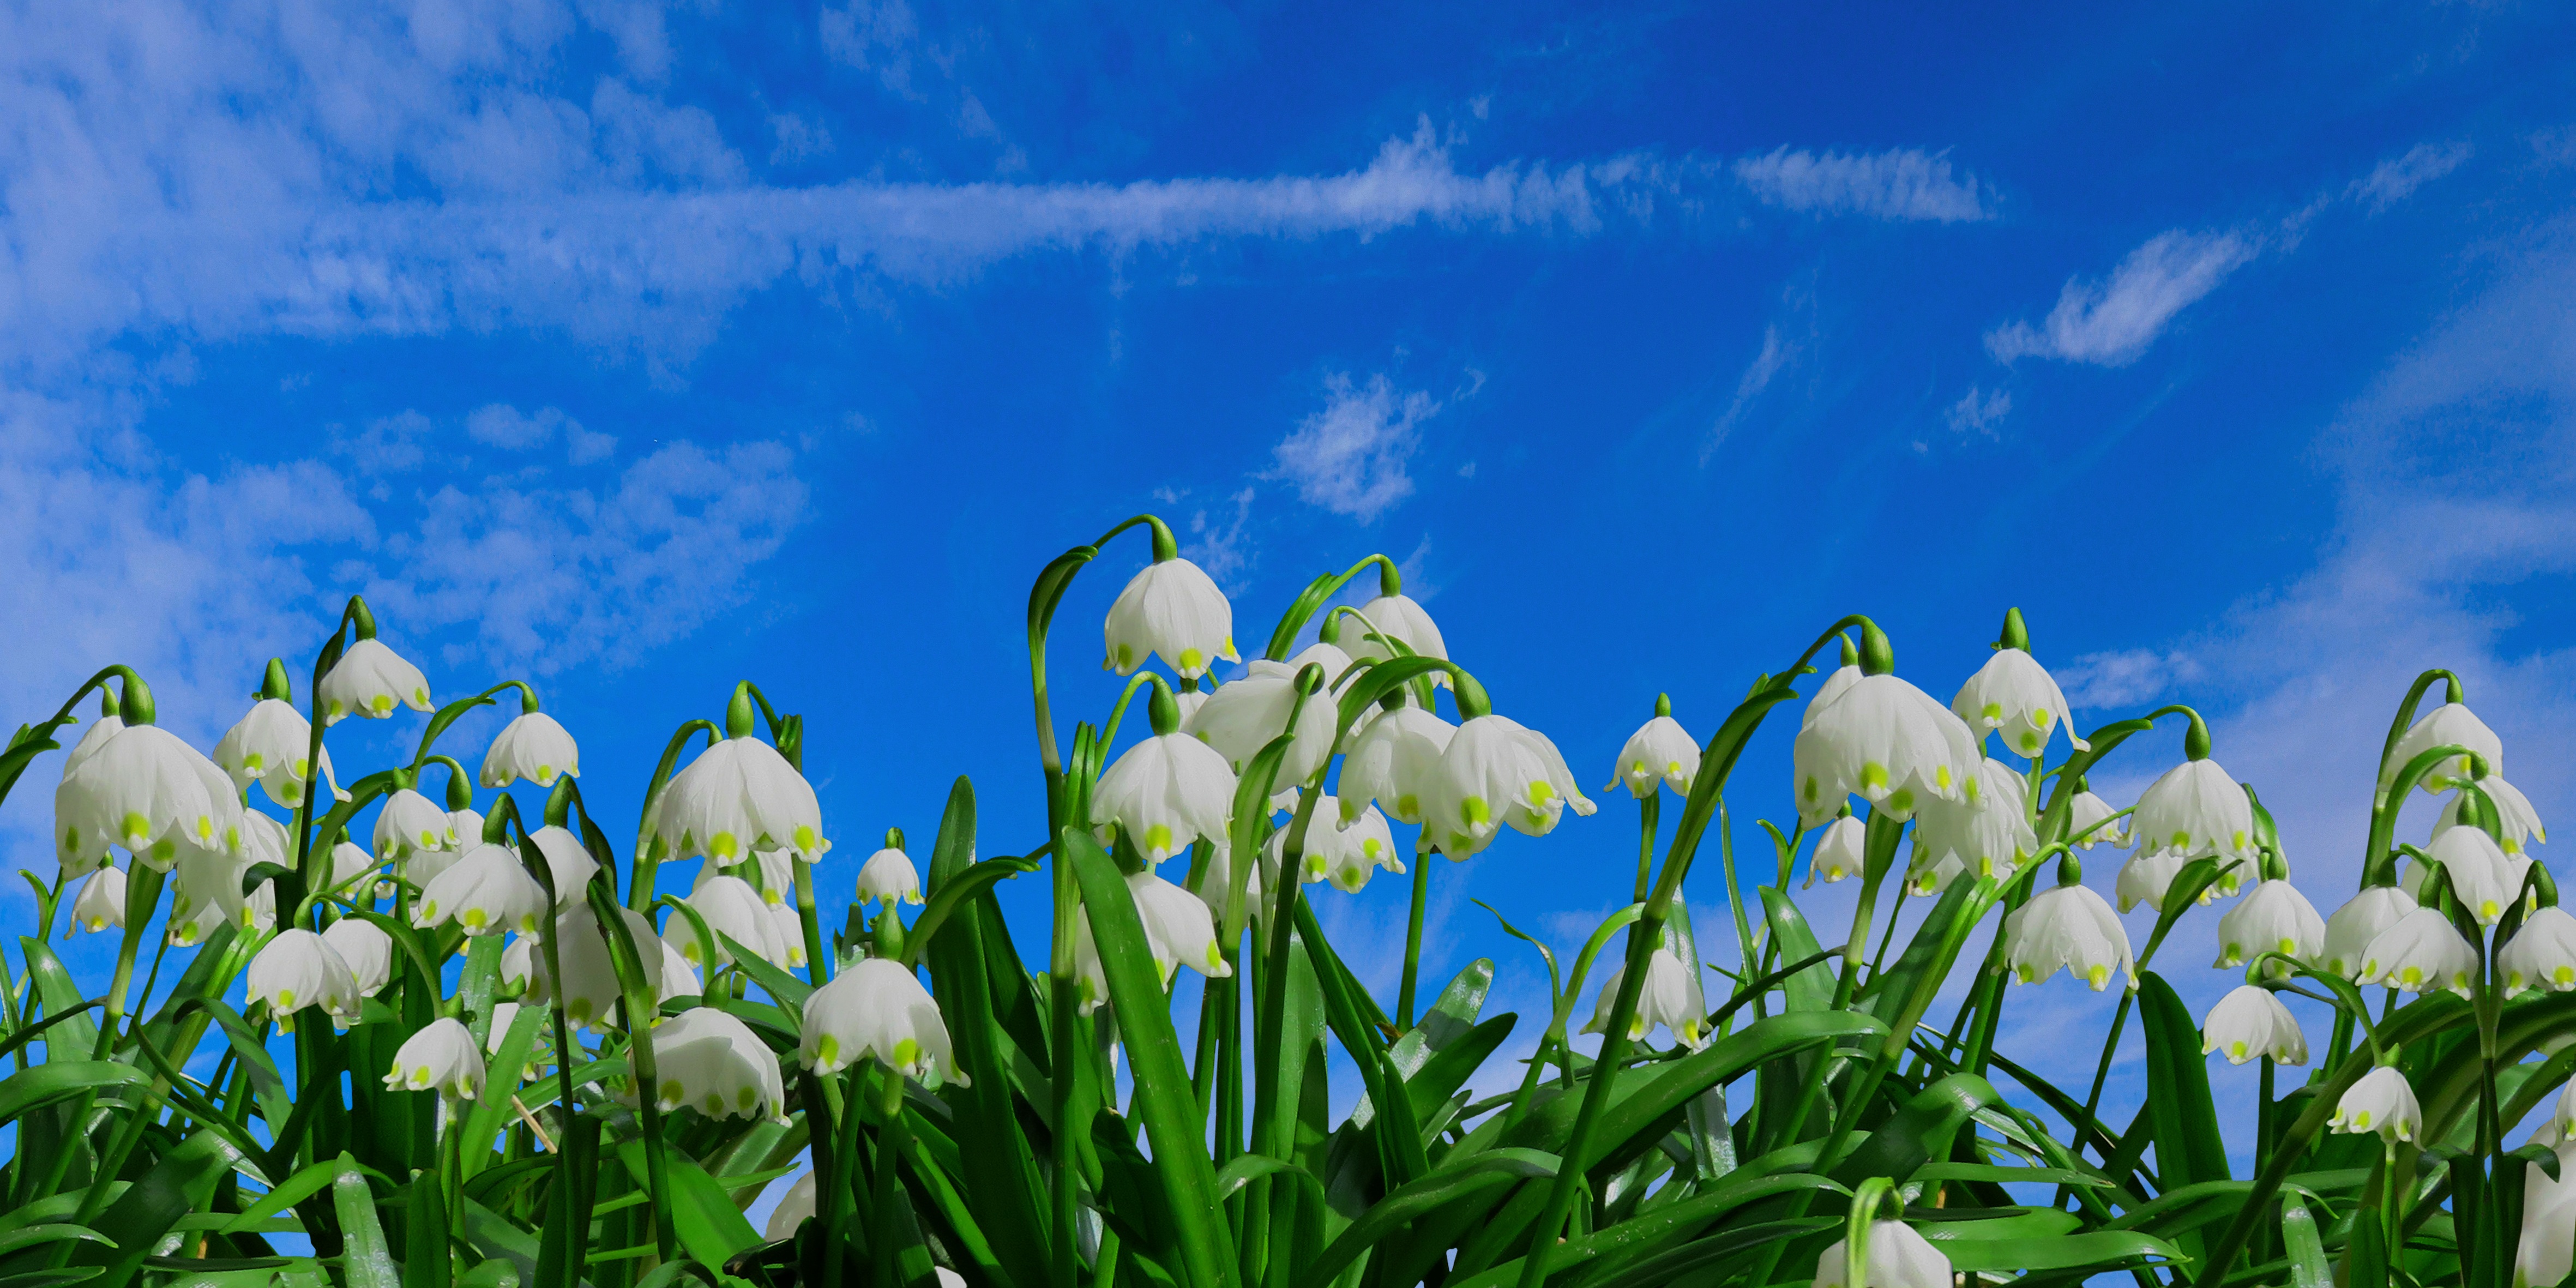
[56,720,244,873]
[1096,683,1237,864]
[383,1018,487,1100]
[1418,714,1595,857]
[213,690,341,808]
[646,723,827,866]
[2003,880,2135,992]
[2201,985,2307,1065]
[666,872,793,970]
[1792,652,1982,828]
[1906,759,2036,895]
[1806,815,1868,888]
[316,636,432,726]
[1951,615,2086,760]
[2213,880,2324,977]
[245,929,362,1031]
[2357,907,2478,996]
[1337,702,1455,828]
[2385,701,2503,792]
[322,917,395,998]
[637,1007,785,1122]
[1186,669,1338,793]
[1811,1219,1953,1288]
[482,705,580,789]
[2321,886,2419,979]
[800,957,968,1086]
[70,866,126,934]
[1610,697,1699,800]
[1340,591,1450,687]
[854,844,925,908]
[414,842,548,937]
[1103,556,1237,680]
[1581,948,1708,1049]
[2501,906,2576,995]
[2330,1066,2422,1144]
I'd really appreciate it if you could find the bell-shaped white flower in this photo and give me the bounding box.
[213,699,340,808]
[1418,715,1596,857]
[855,847,924,908]
[322,917,394,998]
[167,847,243,946]
[1070,922,1113,1015]
[2515,1124,2576,1288]
[70,867,126,934]
[2501,907,2576,995]
[1095,732,1236,865]
[2130,758,2257,880]
[63,712,125,778]
[1103,557,1237,679]
[1321,803,1403,893]
[323,840,378,898]
[1812,1219,1953,1288]
[1952,649,2086,759]
[2213,881,2325,976]
[2201,985,2307,1065]
[2386,702,2503,792]
[1792,673,1982,827]
[1186,671,1339,792]
[2330,1065,2423,1144]
[1191,841,1267,924]
[638,1007,784,1122]
[499,934,538,994]
[532,904,682,1029]
[416,842,547,937]
[2003,883,2135,992]
[2357,907,2478,996]
[245,929,361,1030]
[1338,704,1455,827]
[1269,641,1358,692]
[2436,784,2550,858]
[2068,790,2129,848]
[1127,869,1231,983]
[801,957,968,1084]
[666,874,792,970]
[748,845,798,907]
[2557,1081,2576,1139]
[1610,714,1699,799]
[383,1018,486,1099]
[480,710,580,789]
[645,736,827,865]
[1341,593,1450,684]
[1802,665,1862,730]
[2322,886,2420,978]
[375,789,458,863]
[527,826,600,906]
[769,904,809,968]
[1805,815,1868,888]
[766,1171,817,1241]
[316,637,431,725]
[1907,759,2036,896]
[1581,948,1708,1048]
[56,724,244,872]
[2418,825,2532,925]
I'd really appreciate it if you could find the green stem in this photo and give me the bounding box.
[796,859,832,986]
[1398,849,1432,1030]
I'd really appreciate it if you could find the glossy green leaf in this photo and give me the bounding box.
[330,1154,400,1288]
[74,1128,244,1288]
[1298,1151,1559,1288]
[1756,888,1836,1012]
[0,1062,148,1129]
[2138,972,2229,1189]
[1931,1229,2188,1272]
[2283,1191,2329,1288]
[615,1139,760,1270]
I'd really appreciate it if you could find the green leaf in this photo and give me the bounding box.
[1440,1170,1850,1288]
[74,1128,244,1288]
[1755,889,1836,1012]
[1298,1151,1560,1288]
[1829,1073,2004,1186]
[0,1062,149,1129]
[0,1227,107,1258]
[903,853,1040,970]
[330,1154,400,1288]
[1066,826,1241,1288]
[2138,972,2230,1190]
[16,939,98,1058]
[616,1139,760,1270]
[1585,1010,1885,1176]
[216,1159,344,1236]
[2282,1191,2330,1288]
[720,935,812,1012]
[458,1002,547,1179]
[1931,1230,2188,1272]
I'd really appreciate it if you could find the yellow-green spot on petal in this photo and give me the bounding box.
[1460,797,1490,827]
[1115,644,1135,669]
[711,833,740,859]
[371,695,395,715]
[793,824,820,852]
[462,908,487,930]
[660,1080,682,1105]
[1178,647,1205,672]
[121,811,152,846]
[2230,1041,2248,1060]
[2352,1110,2372,1129]
[738,1087,756,1110]
[535,766,555,784]
[1527,780,1555,806]
[1982,702,2004,721]
[816,1034,840,1067]
[1394,793,1418,819]
[2170,830,2191,849]
[415,1064,433,1084]
[2087,965,2110,990]
[1885,789,1915,814]
[278,989,297,1009]
[1935,765,1954,791]
[1859,763,1889,792]
[1145,823,1173,854]
[151,839,175,863]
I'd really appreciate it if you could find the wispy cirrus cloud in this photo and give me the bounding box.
[2352,141,2473,214]
[1269,372,1442,523]
[1732,147,1994,222]
[1984,230,2259,365]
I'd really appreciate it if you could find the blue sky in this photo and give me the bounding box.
[6,0,2576,1147]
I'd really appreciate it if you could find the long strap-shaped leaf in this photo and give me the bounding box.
[1064,827,1241,1288]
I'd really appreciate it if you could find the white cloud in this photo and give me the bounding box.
[1985,230,2258,365]
[1703,324,1794,461]
[466,404,567,450]
[1180,487,1256,593]
[1269,373,1439,523]
[2351,141,2472,214]
[2054,648,2204,711]
[1732,147,1993,222]
[820,0,924,97]
[1943,384,2011,437]
[767,112,834,165]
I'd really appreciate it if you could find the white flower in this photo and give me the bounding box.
[70,867,125,934]
[1171,688,1209,726]
[2385,702,2503,791]
[316,637,432,725]
[1185,671,1339,792]
[2321,886,2419,978]
[854,847,924,908]
[2113,846,2232,914]
[644,736,827,865]
[1070,922,1112,1015]
[2201,985,2307,1065]
[1269,641,1358,691]
[2003,883,2135,991]
[55,724,244,872]
[1341,593,1449,684]
[383,1018,486,1099]
[1952,648,2086,759]
[2330,1066,2422,1144]
[1103,557,1237,679]
[1812,1219,1952,1288]
[2130,758,2257,879]
[2357,907,2479,996]
[2559,1081,2576,1139]
[1418,715,1596,857]
[2437,783,2550,857]
[769,904,808,968]
[749,846,798,907]
[1610,714,1699,799]
[666,874,792,970]
[2213,881,2325,976]
[1337,704,1455,828]
[1094,732,1236,865]
[326,840,378,896]
[499,934,537,994]
[528,826,600,906]
[213,699,340,808]
[2068,790,2129,848]
[1805,816,1868,888]
[323,917,394,998]
[766,1171,816,1241]
[1906,759,2036,896]
[2515,1125,2576,1288]
[168,835,258,946]
[1127,870,1231,983]
[62,712,124,778]
[375,789,458,863]
[415,843,547,937]
[1802,665,1862,730]
[2502,907,2576,995]
[1321,804,1403,893]
[480,710,580,788]
[1791,673,1982,827]
[1581,948,1708,1048]
[1190,841,1266,924]
[2418,825,2532,925]
[801,957,967,1084]
[637,1007,784,1122]
[245,929,361,1030]
[532,905,685,1029]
